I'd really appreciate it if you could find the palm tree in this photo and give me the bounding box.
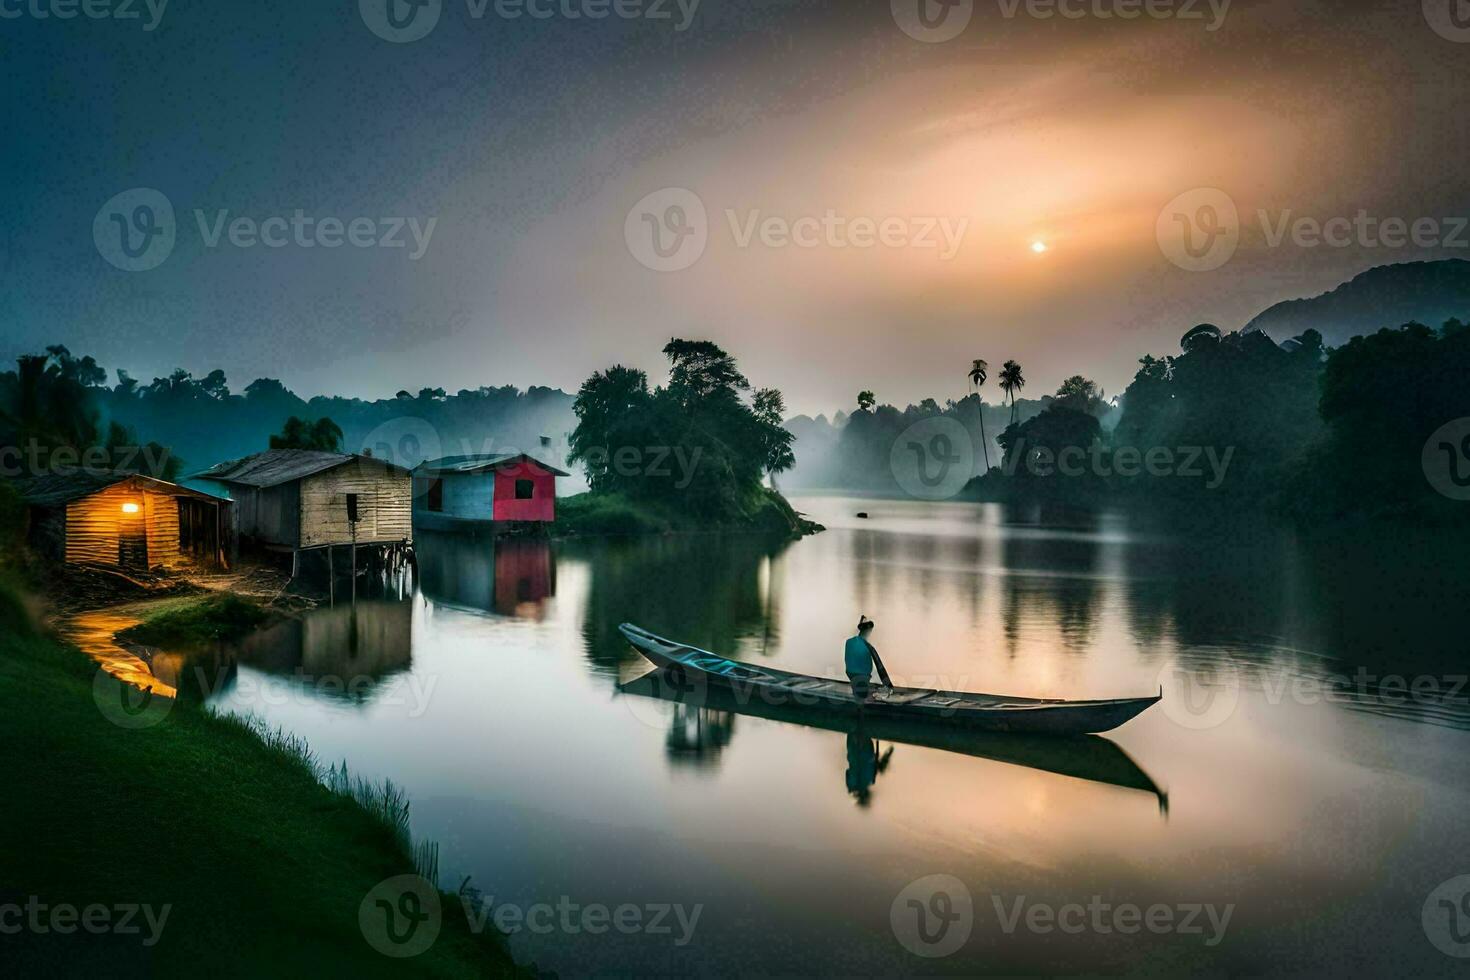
[998,360,1025,425]
[967,359,991,472]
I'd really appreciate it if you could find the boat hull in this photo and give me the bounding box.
[618,623,1161,736]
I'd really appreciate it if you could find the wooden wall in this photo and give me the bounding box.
[63,481,189,569]
[300,461,412,548]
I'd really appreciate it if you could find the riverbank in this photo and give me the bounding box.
[551,488,823,539]
[0,584,526,976]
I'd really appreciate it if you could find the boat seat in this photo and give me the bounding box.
[873,689,937,705]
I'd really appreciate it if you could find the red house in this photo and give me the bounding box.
[413,453,569,530]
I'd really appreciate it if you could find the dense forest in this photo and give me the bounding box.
[970,318,1470,525]
[6,308,1467,531]
[0,347,577,487]
[567,339,797,528]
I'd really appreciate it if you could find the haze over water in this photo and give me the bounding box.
[198,496,1470,976]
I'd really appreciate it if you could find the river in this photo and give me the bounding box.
[159,496,1470,975]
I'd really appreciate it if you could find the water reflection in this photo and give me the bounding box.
[619,669,1169,811]
[569,532,792,675]
[418,531,556,619]
[844,732,893,807]
[229,599,413,705]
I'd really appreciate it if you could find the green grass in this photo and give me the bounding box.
[553,488,822,538]
[0,586,525,978]
[115,593,273,650]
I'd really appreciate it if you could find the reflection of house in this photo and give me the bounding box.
[232,600,413,693]
[412,453,567,531]
[494,538,555,616]
[416,530,555,618]
[15,471,230,571]
[194,449,412,553]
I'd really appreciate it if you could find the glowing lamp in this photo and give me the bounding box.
[121,502,141,514]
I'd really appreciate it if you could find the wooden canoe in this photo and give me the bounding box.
[619,624,1162,736]
[619,670,1168,808]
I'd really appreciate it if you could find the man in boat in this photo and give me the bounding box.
[845,616,879,701]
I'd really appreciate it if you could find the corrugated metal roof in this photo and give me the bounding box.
[415,452,570,477]
[193,449,410,488]
[11,471,227,507]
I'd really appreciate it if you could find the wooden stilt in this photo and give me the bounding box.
[328,545,335,606]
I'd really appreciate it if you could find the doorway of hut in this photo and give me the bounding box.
[118,502,148,570]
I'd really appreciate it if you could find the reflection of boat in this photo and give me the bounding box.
[620,624,1163,736]
[620,671,1167,808]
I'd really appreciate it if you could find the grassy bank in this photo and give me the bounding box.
[0,587,524,977]
[115,592,274,650]
[552,487,823,538]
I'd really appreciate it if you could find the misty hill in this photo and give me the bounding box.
[1244,259,1470,346]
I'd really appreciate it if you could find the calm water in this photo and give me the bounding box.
[189,496,1470,976]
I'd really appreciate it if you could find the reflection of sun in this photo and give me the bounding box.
[1030,241,1048,254]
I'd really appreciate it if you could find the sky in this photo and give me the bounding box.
[3,0,1469,416]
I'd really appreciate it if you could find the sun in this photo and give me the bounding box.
[1030,240,1049,254]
